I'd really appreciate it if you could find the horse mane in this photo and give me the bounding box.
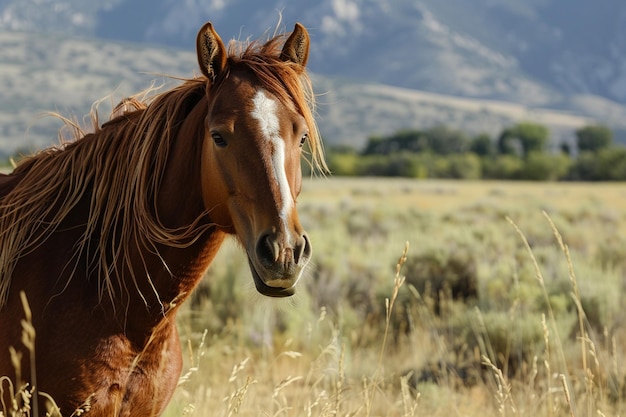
[0,30,326,309]
[0,79,210,309]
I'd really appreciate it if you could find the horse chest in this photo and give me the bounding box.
[74,323,182,417]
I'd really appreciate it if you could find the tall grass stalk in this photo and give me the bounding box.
[18,292,37,417]
[543,211,613,416]
[1,292,70,417]
[364,241,409,417]
[506,215,576,414]
[506,211,624,416]
[482,354,516,416]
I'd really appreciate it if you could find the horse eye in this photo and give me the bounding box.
[211,132,227,148]
[299,132,308,147]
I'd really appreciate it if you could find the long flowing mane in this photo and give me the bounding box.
[0,31,325,309]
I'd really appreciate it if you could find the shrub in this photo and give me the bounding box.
[355,153,428,177]
[520,152,571,181]
[446,153,482,179]
[327,150,359,176]
[403,248,478,315]
[570,147,626,180]
[481,155,524,179]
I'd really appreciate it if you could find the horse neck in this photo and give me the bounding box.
[155,93,222,294]
[119,92,224,330]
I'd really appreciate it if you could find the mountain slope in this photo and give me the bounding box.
[3,29,623,155]
[2,0,626,106]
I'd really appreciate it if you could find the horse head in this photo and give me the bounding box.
[196,22,315,297]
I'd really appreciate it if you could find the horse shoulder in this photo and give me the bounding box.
[0,171,23,199]
[98,319,182,417]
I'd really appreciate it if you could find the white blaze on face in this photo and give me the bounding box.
[250,90,293,223]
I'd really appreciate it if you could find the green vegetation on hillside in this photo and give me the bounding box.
[327,122,626,181]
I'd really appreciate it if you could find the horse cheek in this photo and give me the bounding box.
[200,140,232,228]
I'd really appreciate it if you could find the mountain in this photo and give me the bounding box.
[3,0,626,105]
[1,0,626,153]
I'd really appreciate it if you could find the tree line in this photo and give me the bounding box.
[326,123,626,181]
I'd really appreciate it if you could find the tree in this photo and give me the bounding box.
[424,126,469,155]
[361,130,428,155]
[497,122,549,157]
[469,133,495,156]
[576,125,613,153]
[361,126,470,156]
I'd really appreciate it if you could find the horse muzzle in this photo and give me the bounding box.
[247,231,311,297]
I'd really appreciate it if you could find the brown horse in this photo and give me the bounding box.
[0,22,325,416]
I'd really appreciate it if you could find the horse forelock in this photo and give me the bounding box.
[216,35,327,174]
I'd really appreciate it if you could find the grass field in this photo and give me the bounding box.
[162,178,626,417]
[2,177,624,416]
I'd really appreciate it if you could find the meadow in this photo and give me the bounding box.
[161,178,626,417]
[2,177,625,416]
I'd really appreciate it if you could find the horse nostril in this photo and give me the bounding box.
[294,233,311,265]
[256,233,279,265]
[256,233,311,267]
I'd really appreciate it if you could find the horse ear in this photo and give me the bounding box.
[196,22,227,83]
[280,23,310,67]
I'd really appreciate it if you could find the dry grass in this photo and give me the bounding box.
[166,178,626,416]
[169,179,626,416]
